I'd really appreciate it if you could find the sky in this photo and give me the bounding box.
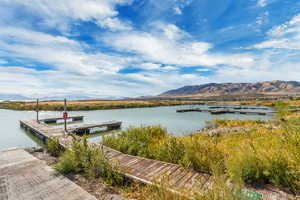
[0,0,300,98]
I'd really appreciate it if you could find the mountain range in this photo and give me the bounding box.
[160,80,300,98]
[0,94,125,101]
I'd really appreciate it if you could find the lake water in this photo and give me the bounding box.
[0,105,274,150]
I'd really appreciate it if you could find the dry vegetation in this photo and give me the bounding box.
[103,101,300,197]
[0,99,204,111]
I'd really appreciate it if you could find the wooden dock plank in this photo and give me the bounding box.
[0,149,97,200]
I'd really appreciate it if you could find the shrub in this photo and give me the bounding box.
[103,120,300,192]
[55,136,126,186]
[46,137,63,157]
[103,126,169,159]
[184,135,225,174]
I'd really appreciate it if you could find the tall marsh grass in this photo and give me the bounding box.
[103,113,300,193]
[55,136,126,186]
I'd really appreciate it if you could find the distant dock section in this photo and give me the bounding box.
[208,105,270,110]
[176,107,275,115]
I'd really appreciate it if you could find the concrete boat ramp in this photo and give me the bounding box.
[0,148,97,200]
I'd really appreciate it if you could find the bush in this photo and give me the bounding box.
[55,136,126,186]
[46,137,63,157]
[184,135,225,174]
[103,120,300,192]
[103,126,169,159]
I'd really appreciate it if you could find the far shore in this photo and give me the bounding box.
[1,98,299,111]
[0,99,206,111]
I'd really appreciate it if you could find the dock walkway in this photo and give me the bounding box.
[0,148,97,200]
[19,119,293,200]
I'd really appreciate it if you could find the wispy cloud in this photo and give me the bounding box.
[0,27,130,75]
[0,0,133,32]
[253,14,300,49]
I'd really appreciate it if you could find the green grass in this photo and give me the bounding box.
[46,137,63,157]
[103,106,300,193]
[55,136,126,186]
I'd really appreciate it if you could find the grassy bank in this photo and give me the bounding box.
[47,136,239,199]
[103,102,300,194]
[0,99,204,111]
[2,98,300,111]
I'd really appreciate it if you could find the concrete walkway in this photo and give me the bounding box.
[0,149,97,200]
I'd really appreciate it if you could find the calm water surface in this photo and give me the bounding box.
[0,105,273,150]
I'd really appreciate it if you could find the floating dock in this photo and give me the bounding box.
[20,119,122,140]
[40,115,84,124]
[0,148,97,200]
[18,118,292,200]
[177,108,275,115]
[208,105,270,110]
[69,121,122,134]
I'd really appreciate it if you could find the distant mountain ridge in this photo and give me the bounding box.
[0,94,125,101]
[160,80,300,97]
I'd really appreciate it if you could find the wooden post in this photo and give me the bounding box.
[36,99,39,123]
[64,98,67,133]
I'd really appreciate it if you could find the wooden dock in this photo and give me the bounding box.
[208,105,270,110]
[0,148,97,200]
[40,115,84,123]
[20,119,122,140]
[177,108,275,115]
[19,118,293,200]
[69,121,122,134]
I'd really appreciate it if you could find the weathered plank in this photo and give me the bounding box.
[0,149,97,200]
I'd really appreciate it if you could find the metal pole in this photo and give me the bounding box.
[36,99,39,123]
[64,98,67,133]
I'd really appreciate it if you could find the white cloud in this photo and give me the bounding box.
[160,66,178,72]
[139,63,161,70]
[0,27,130,75]
[174,7,182,15]
[1,0,133,31]
[197,68,210,72]
[103,30,254,68]
[253,14,300,49]
[162,24,187,40]
[96,17,132,31]
[257,0,267,7]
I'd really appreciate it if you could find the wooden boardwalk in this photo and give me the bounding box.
[0,148,97,200]
[19,119,293,200]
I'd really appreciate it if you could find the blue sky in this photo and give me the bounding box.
[0,0,300,98]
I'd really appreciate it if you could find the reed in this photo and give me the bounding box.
[103,105,300,193]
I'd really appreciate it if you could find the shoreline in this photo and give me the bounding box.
[0,100,206,111]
